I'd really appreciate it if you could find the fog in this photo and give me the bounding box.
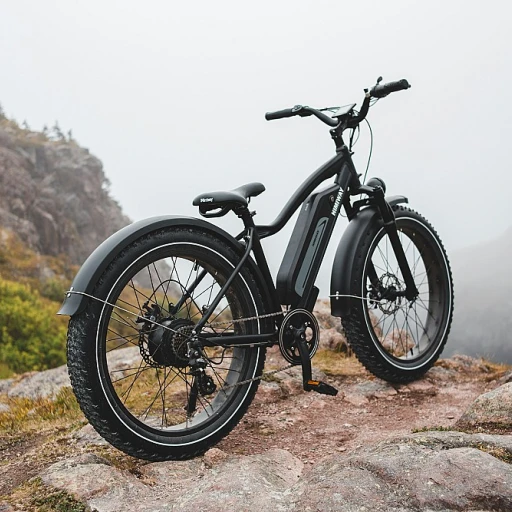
[1,1,511,356]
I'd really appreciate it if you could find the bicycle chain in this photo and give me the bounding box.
[66,291,293,389]
[197,309,293,390]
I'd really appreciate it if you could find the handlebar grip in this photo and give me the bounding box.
[265,108,296,121]
[370,79,411,98]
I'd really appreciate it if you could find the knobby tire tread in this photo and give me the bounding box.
[341,206,454,383]
[67,228,267,461]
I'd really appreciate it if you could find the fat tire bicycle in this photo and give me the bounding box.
[60,77,453,461]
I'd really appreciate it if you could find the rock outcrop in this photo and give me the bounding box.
[39,432,512,512]
[457,382,512,430]
[3,347,141,399]
[1,355,511,511]
[0,122,129,265]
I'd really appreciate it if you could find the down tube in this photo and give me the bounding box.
[277,164,353,307]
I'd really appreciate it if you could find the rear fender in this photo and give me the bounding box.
[58,216,267,317]
[330,195,408,317]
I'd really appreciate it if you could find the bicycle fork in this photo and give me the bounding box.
[369,188,419,301]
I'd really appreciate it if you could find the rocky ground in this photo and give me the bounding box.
[0,348,511,512]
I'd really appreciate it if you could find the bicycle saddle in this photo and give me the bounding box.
[193,182,265,215]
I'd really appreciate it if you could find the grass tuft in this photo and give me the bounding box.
[8,477,91,512]
[0,387,83,435]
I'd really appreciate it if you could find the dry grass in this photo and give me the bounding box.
[7,477,90,512]
[0,387,83,436]
[476,444,512,464]
[313,349,367,378]
[435,356,511,381]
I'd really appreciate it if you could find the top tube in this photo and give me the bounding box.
[255,152,346,239]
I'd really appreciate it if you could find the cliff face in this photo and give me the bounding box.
[0,122,130,265]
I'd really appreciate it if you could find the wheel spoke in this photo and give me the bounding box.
[361,217,450,365]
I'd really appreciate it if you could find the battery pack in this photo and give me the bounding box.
[276,184,340,307]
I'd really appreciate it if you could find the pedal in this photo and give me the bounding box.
[305,379,338,396]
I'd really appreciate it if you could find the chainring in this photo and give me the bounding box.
[278,308,320,364]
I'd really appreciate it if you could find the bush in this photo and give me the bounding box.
[0,277,67,373]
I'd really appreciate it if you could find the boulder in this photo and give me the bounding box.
[40,449,303,512]
[7,366,70,400]
[5,347,141,399]
[457,382,512,430]
[291,431,512,511]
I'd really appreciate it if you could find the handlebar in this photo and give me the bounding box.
[265,108,297,121]
[370,79,410,98]
[265,77,411,128]
[265,105,338,127]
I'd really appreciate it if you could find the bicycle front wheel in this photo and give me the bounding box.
[67,227,267,461]
[341,206,453,383]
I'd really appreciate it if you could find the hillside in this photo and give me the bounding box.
[0,112,131,377]
[0,116,129,265]
[446,227,512,363]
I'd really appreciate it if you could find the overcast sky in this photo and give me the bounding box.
[1,0,511,296]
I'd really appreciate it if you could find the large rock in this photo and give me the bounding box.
[291,431,512,512]
[457,382,512,430]
[41,449,303,512]
[5,346,141,399]
[39,432,512,512]
[313,299,349,352]
[0,125,129,265]
[7,366,70,399]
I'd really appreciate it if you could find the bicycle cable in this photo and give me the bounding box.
[361,117,374,185]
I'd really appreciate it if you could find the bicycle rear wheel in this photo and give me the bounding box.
[341,206,453,383]
[67,227,267,460]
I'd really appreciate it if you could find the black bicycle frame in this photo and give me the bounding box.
[194,142,417,347]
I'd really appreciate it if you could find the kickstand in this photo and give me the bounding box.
[295,335,338,396]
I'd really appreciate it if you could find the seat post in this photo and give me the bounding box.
[236,206,257,231]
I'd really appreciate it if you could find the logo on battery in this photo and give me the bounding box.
[331,189,343,216]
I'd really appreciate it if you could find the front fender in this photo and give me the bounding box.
[58,216,253,316]
[330,195,408,317]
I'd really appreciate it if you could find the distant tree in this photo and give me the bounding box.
[67,129,73,142]
[51,120,65,140]
[22,119,30,130]
[0,103,5,120]
[42,125,49,136]
[101,176,111,192]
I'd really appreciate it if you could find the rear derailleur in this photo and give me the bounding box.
[185,338,216,415]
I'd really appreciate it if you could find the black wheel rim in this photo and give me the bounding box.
[95,242,261,438]
[362,217,451,368]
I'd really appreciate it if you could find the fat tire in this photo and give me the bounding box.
[67,227,268,461]
[341,206,454,383]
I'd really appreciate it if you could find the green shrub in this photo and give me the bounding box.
[0,277,67,373]
[40,277,67,302]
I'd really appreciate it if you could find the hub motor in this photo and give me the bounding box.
[142,317,195,368]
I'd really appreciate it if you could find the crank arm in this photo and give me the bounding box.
[296,334,338,396]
